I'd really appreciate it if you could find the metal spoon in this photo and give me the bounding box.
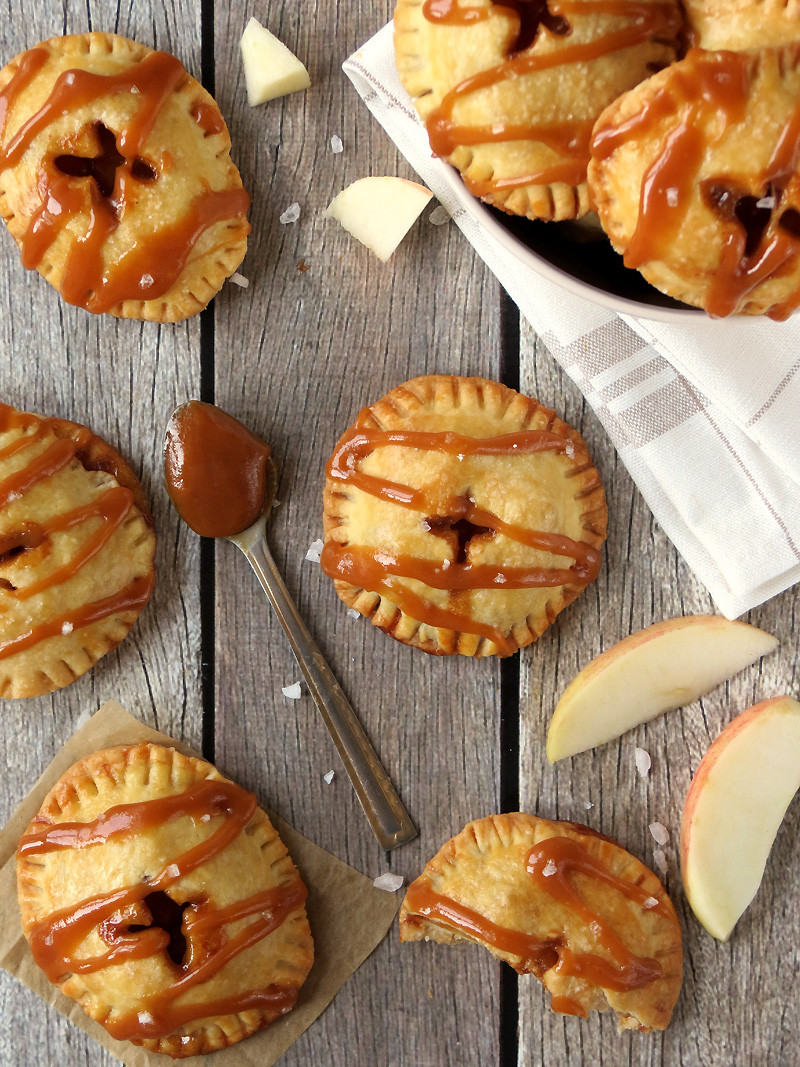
[164,401,416,851]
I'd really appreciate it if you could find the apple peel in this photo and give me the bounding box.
[323,177,433,261]
[680,695,800,941]
[546,615,778,762]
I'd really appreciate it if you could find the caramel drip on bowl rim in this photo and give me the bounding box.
[0,46,249,311]
[0,402,149,656]
[322,418,601,654]
[19,778,306,1040]
[404,833,669,1013]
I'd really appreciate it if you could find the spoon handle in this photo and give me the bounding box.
[234,527,417,850]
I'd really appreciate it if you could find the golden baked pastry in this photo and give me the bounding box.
[321,376,607,658]
[400,813,683,1031]
[17,742,314,1058]
[393,0,682,221]
[0,401,156,698]
[0,33,249,321]
[684,0,800,51]
[588,46,800,318]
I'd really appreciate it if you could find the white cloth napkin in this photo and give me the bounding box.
[342,23,800,619]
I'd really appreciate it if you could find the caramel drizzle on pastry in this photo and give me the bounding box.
[321,417,601,654]
[18,779,306,1041]
[591,49,800,319]
[0,402,151,652]
[422,0,681,196]
[404,834,668,1014]
[0,47,249,312]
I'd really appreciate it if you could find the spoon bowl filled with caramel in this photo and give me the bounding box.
[164,400,416,851]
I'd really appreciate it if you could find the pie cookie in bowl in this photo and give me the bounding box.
[400,813,683,1031]
[393,0,682,221]
[321,376,607,658]
[683,0,800,52]
[17,742,314,1058]
[589,46,800,319]
[0,401,156,698]
[0,33,249,321]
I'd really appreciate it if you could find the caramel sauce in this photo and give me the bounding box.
[592,49,800,318]
[404,833,668,1008]
[164,400,271,538]
[423,0,680,193]
[190,99,225,136]
[18,779,306,1040]
[0,47,250,311]
[321,417,600,654]
[0,402,147,651]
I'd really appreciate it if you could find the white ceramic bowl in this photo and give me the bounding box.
[437,159,704,324]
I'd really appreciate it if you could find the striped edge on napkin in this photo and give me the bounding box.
[342,22,800,620]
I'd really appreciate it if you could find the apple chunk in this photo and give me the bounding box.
[681,695,800,941]
[323,177,433,261]
[240,17,310,106]
[546,616,777,762]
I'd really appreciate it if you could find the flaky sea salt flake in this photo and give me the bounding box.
[584,801,594,811]
[323,770,335,784]
[280,201,301,224]
[229,272,249,287]
[634,747,652,778]
[642,896,659,910]
[305,538,324,563]
[346,608,360,619]
[61,622,73,635]
[649,821,670,846]
[373,873,404,893]
[282,682,302,699]
[542,859,558,877]
[330,134,343,154]
[429,204,450,226]
[653,849,668,876]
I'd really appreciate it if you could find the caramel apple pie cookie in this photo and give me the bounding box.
[0,33,249,321]
[393,0,682,220]
[400,813,683,1031]
[17,742,314,1058]
[589,46,800,318]
[321,376,607,658]
[0,401,155,697]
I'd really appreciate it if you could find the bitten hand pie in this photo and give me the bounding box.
[394,0,681,221]
[321,375,607,658]
[0,401,155,698]
[17,743,314,1058]
[589,46,800,318]
[400,813,683,1032]
[0,33,249,321]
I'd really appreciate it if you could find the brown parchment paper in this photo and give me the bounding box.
[0,700,401,1066]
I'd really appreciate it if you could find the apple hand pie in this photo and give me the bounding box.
[589,46,800,318]
[322,375,607,658]
[400,813,683,1031]
[394,0,682,221]
[0,402,156,698]
[17,743,314,1058]
[0,33,249,321]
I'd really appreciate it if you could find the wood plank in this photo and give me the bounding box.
[517,319,800,1065]
[212,3,503,1065]
[0,3,204,1064]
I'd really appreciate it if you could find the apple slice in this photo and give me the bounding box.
[323,177,433,261]
[681,695,800,940]
[546,616,777,762]
[240,17,310,106]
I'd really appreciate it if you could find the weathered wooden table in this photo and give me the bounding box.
[0,3,798,1065]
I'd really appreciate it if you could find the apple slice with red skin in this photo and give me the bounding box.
[546,615,778,762]
[681,695,800,941]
